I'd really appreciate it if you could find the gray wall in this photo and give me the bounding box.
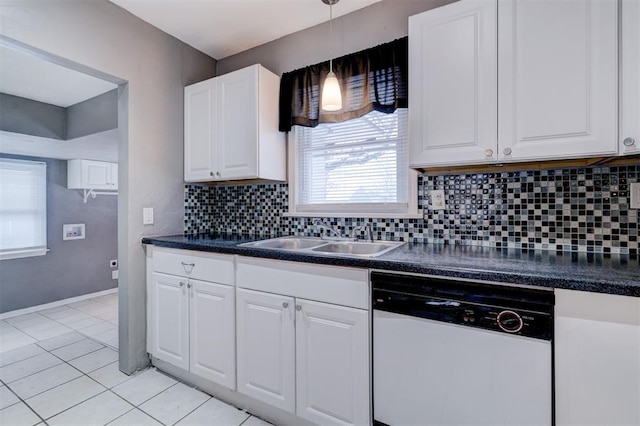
[66,89,118,140]
[217,0,455,76]
[0,93,66,139]
[0,0,216,373]
[0,90,118,140]
[0,154,117,313]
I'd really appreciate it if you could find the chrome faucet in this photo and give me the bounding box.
[351,223,374,243]
[312,218,351,241]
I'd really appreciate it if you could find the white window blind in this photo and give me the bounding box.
[294,109,409,214]
[0,159,47,260]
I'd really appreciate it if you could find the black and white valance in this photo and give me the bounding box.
[278,37,408,132]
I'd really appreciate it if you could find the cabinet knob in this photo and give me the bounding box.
[503,148,512,156]
[623,137,636,147]
[216,171,221,177]
[295,304,302,311]
[187,283,192,289]
[282,302,289,309]
[484,149,494,157]
[210,171,214,177]
[179,281,185,288]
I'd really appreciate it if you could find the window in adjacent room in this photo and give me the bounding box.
[0,158,47,260]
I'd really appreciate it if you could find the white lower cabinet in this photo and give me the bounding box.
[555,289,640,426]
[236,257,371,426]
[236,288,369,426]
[295,299,369,426]
[148,248,236,390]
[236,289,296,412]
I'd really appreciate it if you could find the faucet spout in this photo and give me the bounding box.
[312,218,345,240]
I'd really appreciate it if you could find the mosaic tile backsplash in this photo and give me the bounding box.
[185,165,639,256]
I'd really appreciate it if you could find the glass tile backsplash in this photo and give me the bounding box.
[185,165,638,256]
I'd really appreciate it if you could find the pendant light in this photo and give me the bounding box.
[321,0,342,111]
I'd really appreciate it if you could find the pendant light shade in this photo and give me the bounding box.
[321,0,342,112]
[322,71,342,111]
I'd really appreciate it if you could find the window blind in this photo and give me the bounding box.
[295,109,408,213]
[0,158,47,260]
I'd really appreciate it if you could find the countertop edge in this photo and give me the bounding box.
[141,237,640,298]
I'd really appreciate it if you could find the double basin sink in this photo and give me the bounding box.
[240,236,405,258]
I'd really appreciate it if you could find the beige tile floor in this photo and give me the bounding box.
[0,293,272,426]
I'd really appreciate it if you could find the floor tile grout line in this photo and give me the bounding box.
[0,368,47,424]
[102,405,137,426]
[27,388,111,423]
[134,380,181,408]
[165,392,212,426]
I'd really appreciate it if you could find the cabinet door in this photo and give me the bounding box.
[621,0,640,155]
[409,0,497,167]
[151,272,189,370]
[296,299,370,426]
[217,66,258,180]
[498,0,618,161]
[189,279,235,389]
[185,79,217,182]
[82,160,112,190]
[555,289,640,426]
[236,288,295,413]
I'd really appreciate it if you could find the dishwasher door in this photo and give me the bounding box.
[373,310,552,426]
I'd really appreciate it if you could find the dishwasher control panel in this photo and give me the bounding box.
[372,272,554,341]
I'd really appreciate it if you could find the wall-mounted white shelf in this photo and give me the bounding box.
[82,189,118,203]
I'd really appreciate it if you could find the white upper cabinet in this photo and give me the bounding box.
[184,79,217,182]
[498,0,618,161]
[67,159,118,190]
[621,0,640,155]
[216,66,258,180]
[184,64,285,182]
[409,0,498,167]
[409,0,620,167]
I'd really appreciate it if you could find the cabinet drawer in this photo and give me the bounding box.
[152,247,234,285]
[236,257,369,310]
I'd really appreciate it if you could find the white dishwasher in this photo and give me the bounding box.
[372,271,554,426]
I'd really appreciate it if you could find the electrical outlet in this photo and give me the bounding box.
[112,270,118,280]
[110,259,117,268]
[631,182,640,209]
[143,207,154,225]
[430,190,446,210]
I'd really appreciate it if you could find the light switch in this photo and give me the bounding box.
[143,207,154,225]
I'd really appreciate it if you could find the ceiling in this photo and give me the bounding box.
[0,44,117,108]
[109,0,382,60]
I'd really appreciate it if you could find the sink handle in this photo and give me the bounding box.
[351,223,374,243]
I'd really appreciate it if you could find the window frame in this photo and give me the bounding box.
[0,158,48,261]
[285,111,419,219]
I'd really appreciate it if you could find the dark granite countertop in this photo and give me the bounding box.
[141,234,640,297]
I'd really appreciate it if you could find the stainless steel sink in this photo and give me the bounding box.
[240,237,325,250]
[240,236,405,258]
[311,241,405,257]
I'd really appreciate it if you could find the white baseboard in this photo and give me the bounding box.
[0,288,118,320]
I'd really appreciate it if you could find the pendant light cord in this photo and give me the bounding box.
[329,1,333,73]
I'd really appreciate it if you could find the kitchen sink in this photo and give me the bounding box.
[311,241,405,257]
[240,237,405,258]
[243,237,324,250]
